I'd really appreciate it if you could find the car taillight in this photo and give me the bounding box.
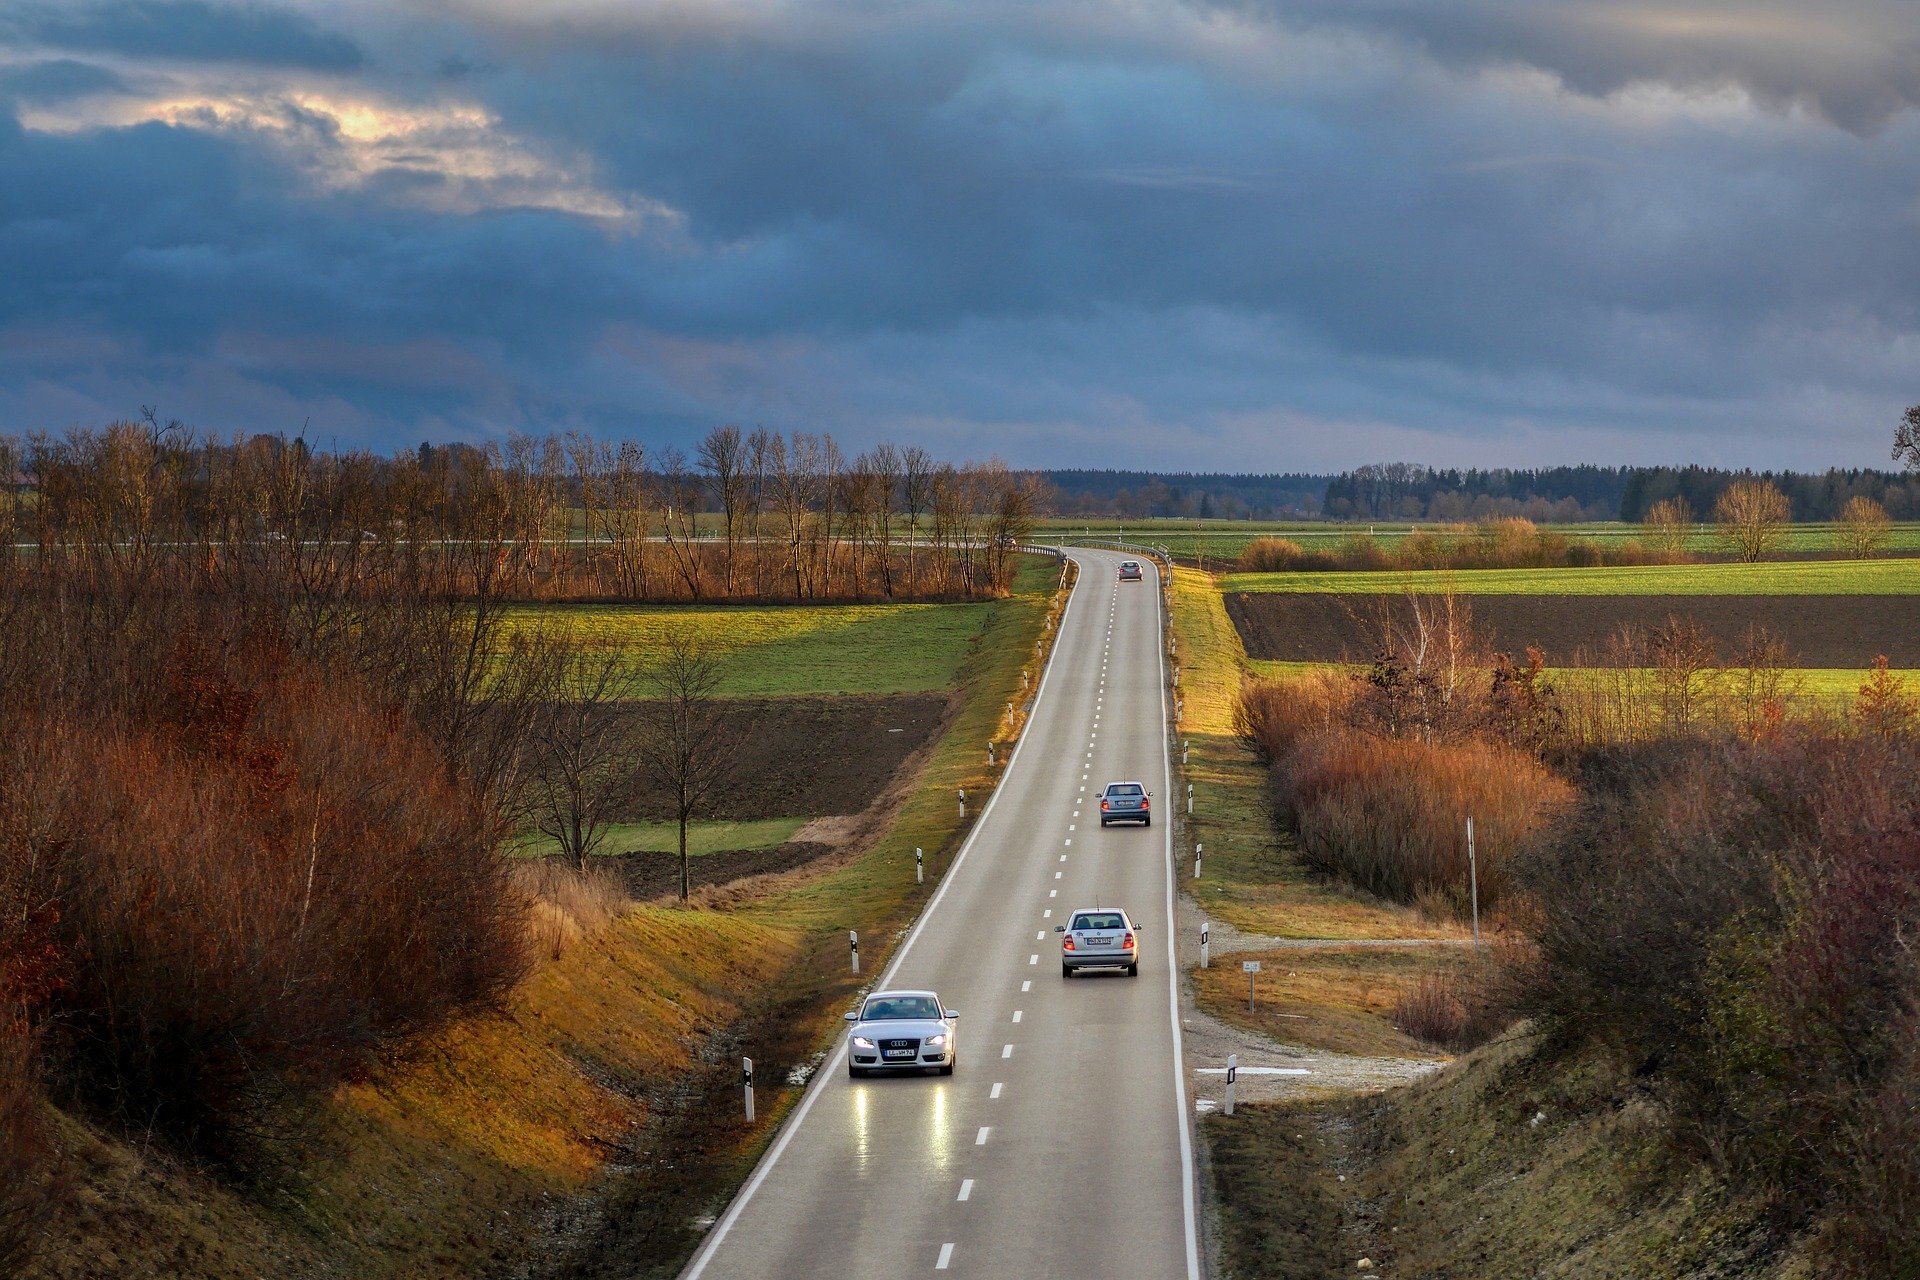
[1062,936,1075,951]
[1140,798,1149,810]
[1101,800,1110,810]
[1123,932,1135,948]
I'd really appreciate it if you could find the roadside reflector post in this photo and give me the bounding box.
[916,847,924,884]
[1244,959,1261,1013]
[1187,783,1194,815]
[849,930,860,975]
[987,742,995,767]
[1468,815,1481,947]
[1006,701,1014,723]
[958,788,966,819]
[1194,842,1203,879]
[743,1057,755,1123]
[1200,920,1210,969]
[1183,739,1190,765]
[1225,1053,1238,1117]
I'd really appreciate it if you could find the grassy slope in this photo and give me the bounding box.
[25,556,1065,1280]
[1191,945,1460,1059]
[504,601,994,697]
[1168,566,1455,943]
[1221,556,1920,596]
[1210,1037,1819,1280]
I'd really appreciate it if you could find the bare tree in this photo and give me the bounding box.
[699,425,749,594]
[1649,615,1718,732]
[1895,404,1920,472]
[658,445,705,600]
[1642,497,1693,556]
[526,641,633,872]
[1714,478,1791,562]
[635,633,739,901]
[1836,495,1892,559]
[901,445,934,595]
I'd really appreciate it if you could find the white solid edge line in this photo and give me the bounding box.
[1153,556,1204,1280]
[681,551,1086,1280]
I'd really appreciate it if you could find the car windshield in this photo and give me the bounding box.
[863,996,941,1020]
[1073,913,1125,931]
[1108,784,1143,797]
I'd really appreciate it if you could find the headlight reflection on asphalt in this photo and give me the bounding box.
[852,1084,870,1168]
[928,1083,952,1172]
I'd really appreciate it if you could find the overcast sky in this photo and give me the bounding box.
[1,0,1917,471]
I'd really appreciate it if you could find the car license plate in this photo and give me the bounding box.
[884,1048,915,1059]
[1088,936,1113,946]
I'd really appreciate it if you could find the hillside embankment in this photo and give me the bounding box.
[13,556,1070,1280]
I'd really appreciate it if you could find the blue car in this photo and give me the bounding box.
[1099,781,1151,826]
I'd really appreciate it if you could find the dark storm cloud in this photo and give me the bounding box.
[0,57,127,102]
[1243,0,1920,134]
[2,0,363,70]
[0,0,1916,467]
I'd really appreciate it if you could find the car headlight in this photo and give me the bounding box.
[852,1036,875,1049]
[925,1034,947,1048]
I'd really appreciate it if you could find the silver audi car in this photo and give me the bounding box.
[1056,907,1142,977]
[844,990,960,1077]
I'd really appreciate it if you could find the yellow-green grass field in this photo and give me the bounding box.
[1247,658,1919,702]
[1221,556,1920,596]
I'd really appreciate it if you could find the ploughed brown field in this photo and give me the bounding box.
[1226,592,1920,667]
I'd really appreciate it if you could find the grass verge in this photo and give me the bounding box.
[1192,946,1463,1060]
[515,817,810,859]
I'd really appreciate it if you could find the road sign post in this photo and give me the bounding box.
[1244,959,1261,1012]
[849,930,860,975]
[1200,920,1210,969]
[743,1057,755,1123]
[1225,1053,1238,1117]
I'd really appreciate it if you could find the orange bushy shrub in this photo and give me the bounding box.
[1285,732,1573,915]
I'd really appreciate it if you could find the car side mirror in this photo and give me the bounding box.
[843,1011,859,1021]
[1053,924,1066,932]
[945,1009,959,1020]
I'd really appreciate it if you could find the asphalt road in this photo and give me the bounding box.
[682,548,1200,1280]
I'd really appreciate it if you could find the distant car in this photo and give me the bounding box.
[1099,780,1151,826]
[1056,907,1142,977]
[844,990,960,1077]
[1118,560,1143,581]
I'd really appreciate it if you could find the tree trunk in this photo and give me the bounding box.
[679,810,690,902]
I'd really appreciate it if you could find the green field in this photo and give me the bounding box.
[506,555,1062,699]
[517,817,808,859]
[1220,557,1920,597]
[1037,518,1920,564]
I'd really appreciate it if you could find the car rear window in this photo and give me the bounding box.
[863,996,940,1020]
[1108,784,1143,796]
[1073,913,1125,931]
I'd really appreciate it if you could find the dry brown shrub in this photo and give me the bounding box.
[1288,734,1574,914]
[515,859,630,963]
[1236,537,1307,572]
[1234,673,1356,762]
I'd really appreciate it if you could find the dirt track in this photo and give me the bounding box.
[1226,592,1920,667]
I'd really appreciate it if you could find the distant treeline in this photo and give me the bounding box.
[1322,463,1920,522]
[1038,469,1330,520]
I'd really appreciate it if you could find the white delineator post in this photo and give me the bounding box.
[1182,739,1189,765]
[916,846,924,885]
[849,930,860,975]
[1467,815,1481,946]
[743,1057,755,1123]
[1187,783,1193,815]
[987,742,995,767]
[958,788,966,819]
[1194,842,1203,879]
[1225,1054,1238,1117]
[1200,919,1210,969]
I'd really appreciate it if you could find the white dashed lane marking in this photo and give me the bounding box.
[957,1180,973,1202]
